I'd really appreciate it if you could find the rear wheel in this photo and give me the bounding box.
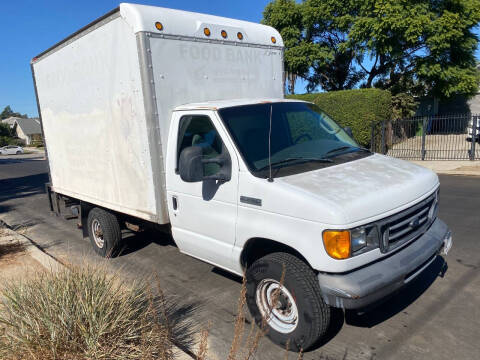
[16,151,21,154]
[87,207,121,257]
[246,252,330,352]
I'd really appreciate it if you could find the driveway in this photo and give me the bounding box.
[0,153,479,360]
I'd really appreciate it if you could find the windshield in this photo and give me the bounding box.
[219,102,370,177]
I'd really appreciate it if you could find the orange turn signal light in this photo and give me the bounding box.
[204,27,211,37]
[221,30,228,39]
[323,231,351,259]
[155,22,163,31]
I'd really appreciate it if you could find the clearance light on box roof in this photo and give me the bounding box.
[221,30,228,39]
[237,32,243,40]
[204,27,211,37]
[155,22,163,31]
[271,36,277,44]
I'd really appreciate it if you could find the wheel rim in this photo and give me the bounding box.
[255,278,298,334]
[91,219,105,248]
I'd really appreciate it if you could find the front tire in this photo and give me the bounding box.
[246,252,330,352]
[87,207,122,257]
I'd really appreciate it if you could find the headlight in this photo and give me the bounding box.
[351,225,379,254]
[323,226,379,260]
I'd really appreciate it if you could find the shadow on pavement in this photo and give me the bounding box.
[0,173,48,205]
[0,157,44,164]
[118,228,177,257]
[345,256,447,328]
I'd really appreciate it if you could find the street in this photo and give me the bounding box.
[0,153,479,360]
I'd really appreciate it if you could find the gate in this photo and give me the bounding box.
[371,114,480,160]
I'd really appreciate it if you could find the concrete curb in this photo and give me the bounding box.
[0,221,194,359]
[409,160,480,176]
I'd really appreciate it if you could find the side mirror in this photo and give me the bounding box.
[178,146,231,183]
[179,146,204,182]
[344,126,354,138]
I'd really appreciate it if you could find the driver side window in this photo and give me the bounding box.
[177,115,224,177]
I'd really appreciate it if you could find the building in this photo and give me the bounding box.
[1,116,22,127]
[12,118,42,145]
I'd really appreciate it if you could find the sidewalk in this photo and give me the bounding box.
[410,160,480,176]
[0,222,194,360]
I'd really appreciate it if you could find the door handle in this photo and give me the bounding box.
[172,196,178,211]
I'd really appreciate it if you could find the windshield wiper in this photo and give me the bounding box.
[326,146,369,157]
[257,157,333,171]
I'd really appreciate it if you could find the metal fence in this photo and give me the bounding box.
[371,114,480,160]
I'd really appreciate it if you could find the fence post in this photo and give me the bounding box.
[370,122,375,152]
[421,117,427,160]
[471,115,477,161]
[381,120,386,154]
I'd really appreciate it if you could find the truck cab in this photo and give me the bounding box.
[164,98,452,349]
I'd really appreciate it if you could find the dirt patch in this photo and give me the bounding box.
[0,242,25,260]
[0,226,45,288]
[0,251,45,290]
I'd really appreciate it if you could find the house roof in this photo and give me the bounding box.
[1,116,23,126]
[15,118,41,135]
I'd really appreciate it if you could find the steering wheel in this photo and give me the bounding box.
[294,134,312,144]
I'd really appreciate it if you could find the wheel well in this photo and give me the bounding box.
[240,237,312,270]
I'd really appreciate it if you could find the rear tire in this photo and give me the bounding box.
[16,151,21,154]
[87,207,122,257]
[246,252,330,352]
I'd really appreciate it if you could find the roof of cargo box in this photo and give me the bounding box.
[119,3,283,47]
[174,98,306,111]
[32,3,283,62]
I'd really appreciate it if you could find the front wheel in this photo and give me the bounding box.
[246,252,330,352]
[87,207,122,257]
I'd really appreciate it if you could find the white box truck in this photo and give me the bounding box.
[32,3,453,351]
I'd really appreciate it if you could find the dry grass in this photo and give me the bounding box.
[0,265,175,360]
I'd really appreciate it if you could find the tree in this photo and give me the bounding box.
[302,0,365,91]
[0,123,14,137]
[0,105,27,120]
[262,0,328,94]
[350,0,480,98]
[262,0,480,99]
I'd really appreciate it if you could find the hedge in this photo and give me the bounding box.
[288,88,392,147]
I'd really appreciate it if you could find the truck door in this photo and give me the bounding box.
[166,110,239,271]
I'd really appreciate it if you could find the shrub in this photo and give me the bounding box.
[289,88,392,147]
[8,138,25,146]
[0,266,175,360]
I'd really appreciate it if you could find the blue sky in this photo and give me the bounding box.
[1,1,479,118]
[0,0,273,117]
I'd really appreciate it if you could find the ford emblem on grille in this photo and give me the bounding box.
[409,217,420,229]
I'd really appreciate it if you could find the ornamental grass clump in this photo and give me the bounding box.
[0,265,174,360]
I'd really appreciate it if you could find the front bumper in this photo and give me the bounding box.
[317,218,451,309]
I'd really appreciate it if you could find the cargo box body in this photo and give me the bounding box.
[32,3,284,224]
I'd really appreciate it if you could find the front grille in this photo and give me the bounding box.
[379,192,437,253]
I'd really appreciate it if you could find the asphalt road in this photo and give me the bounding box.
[1,153,479,360]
